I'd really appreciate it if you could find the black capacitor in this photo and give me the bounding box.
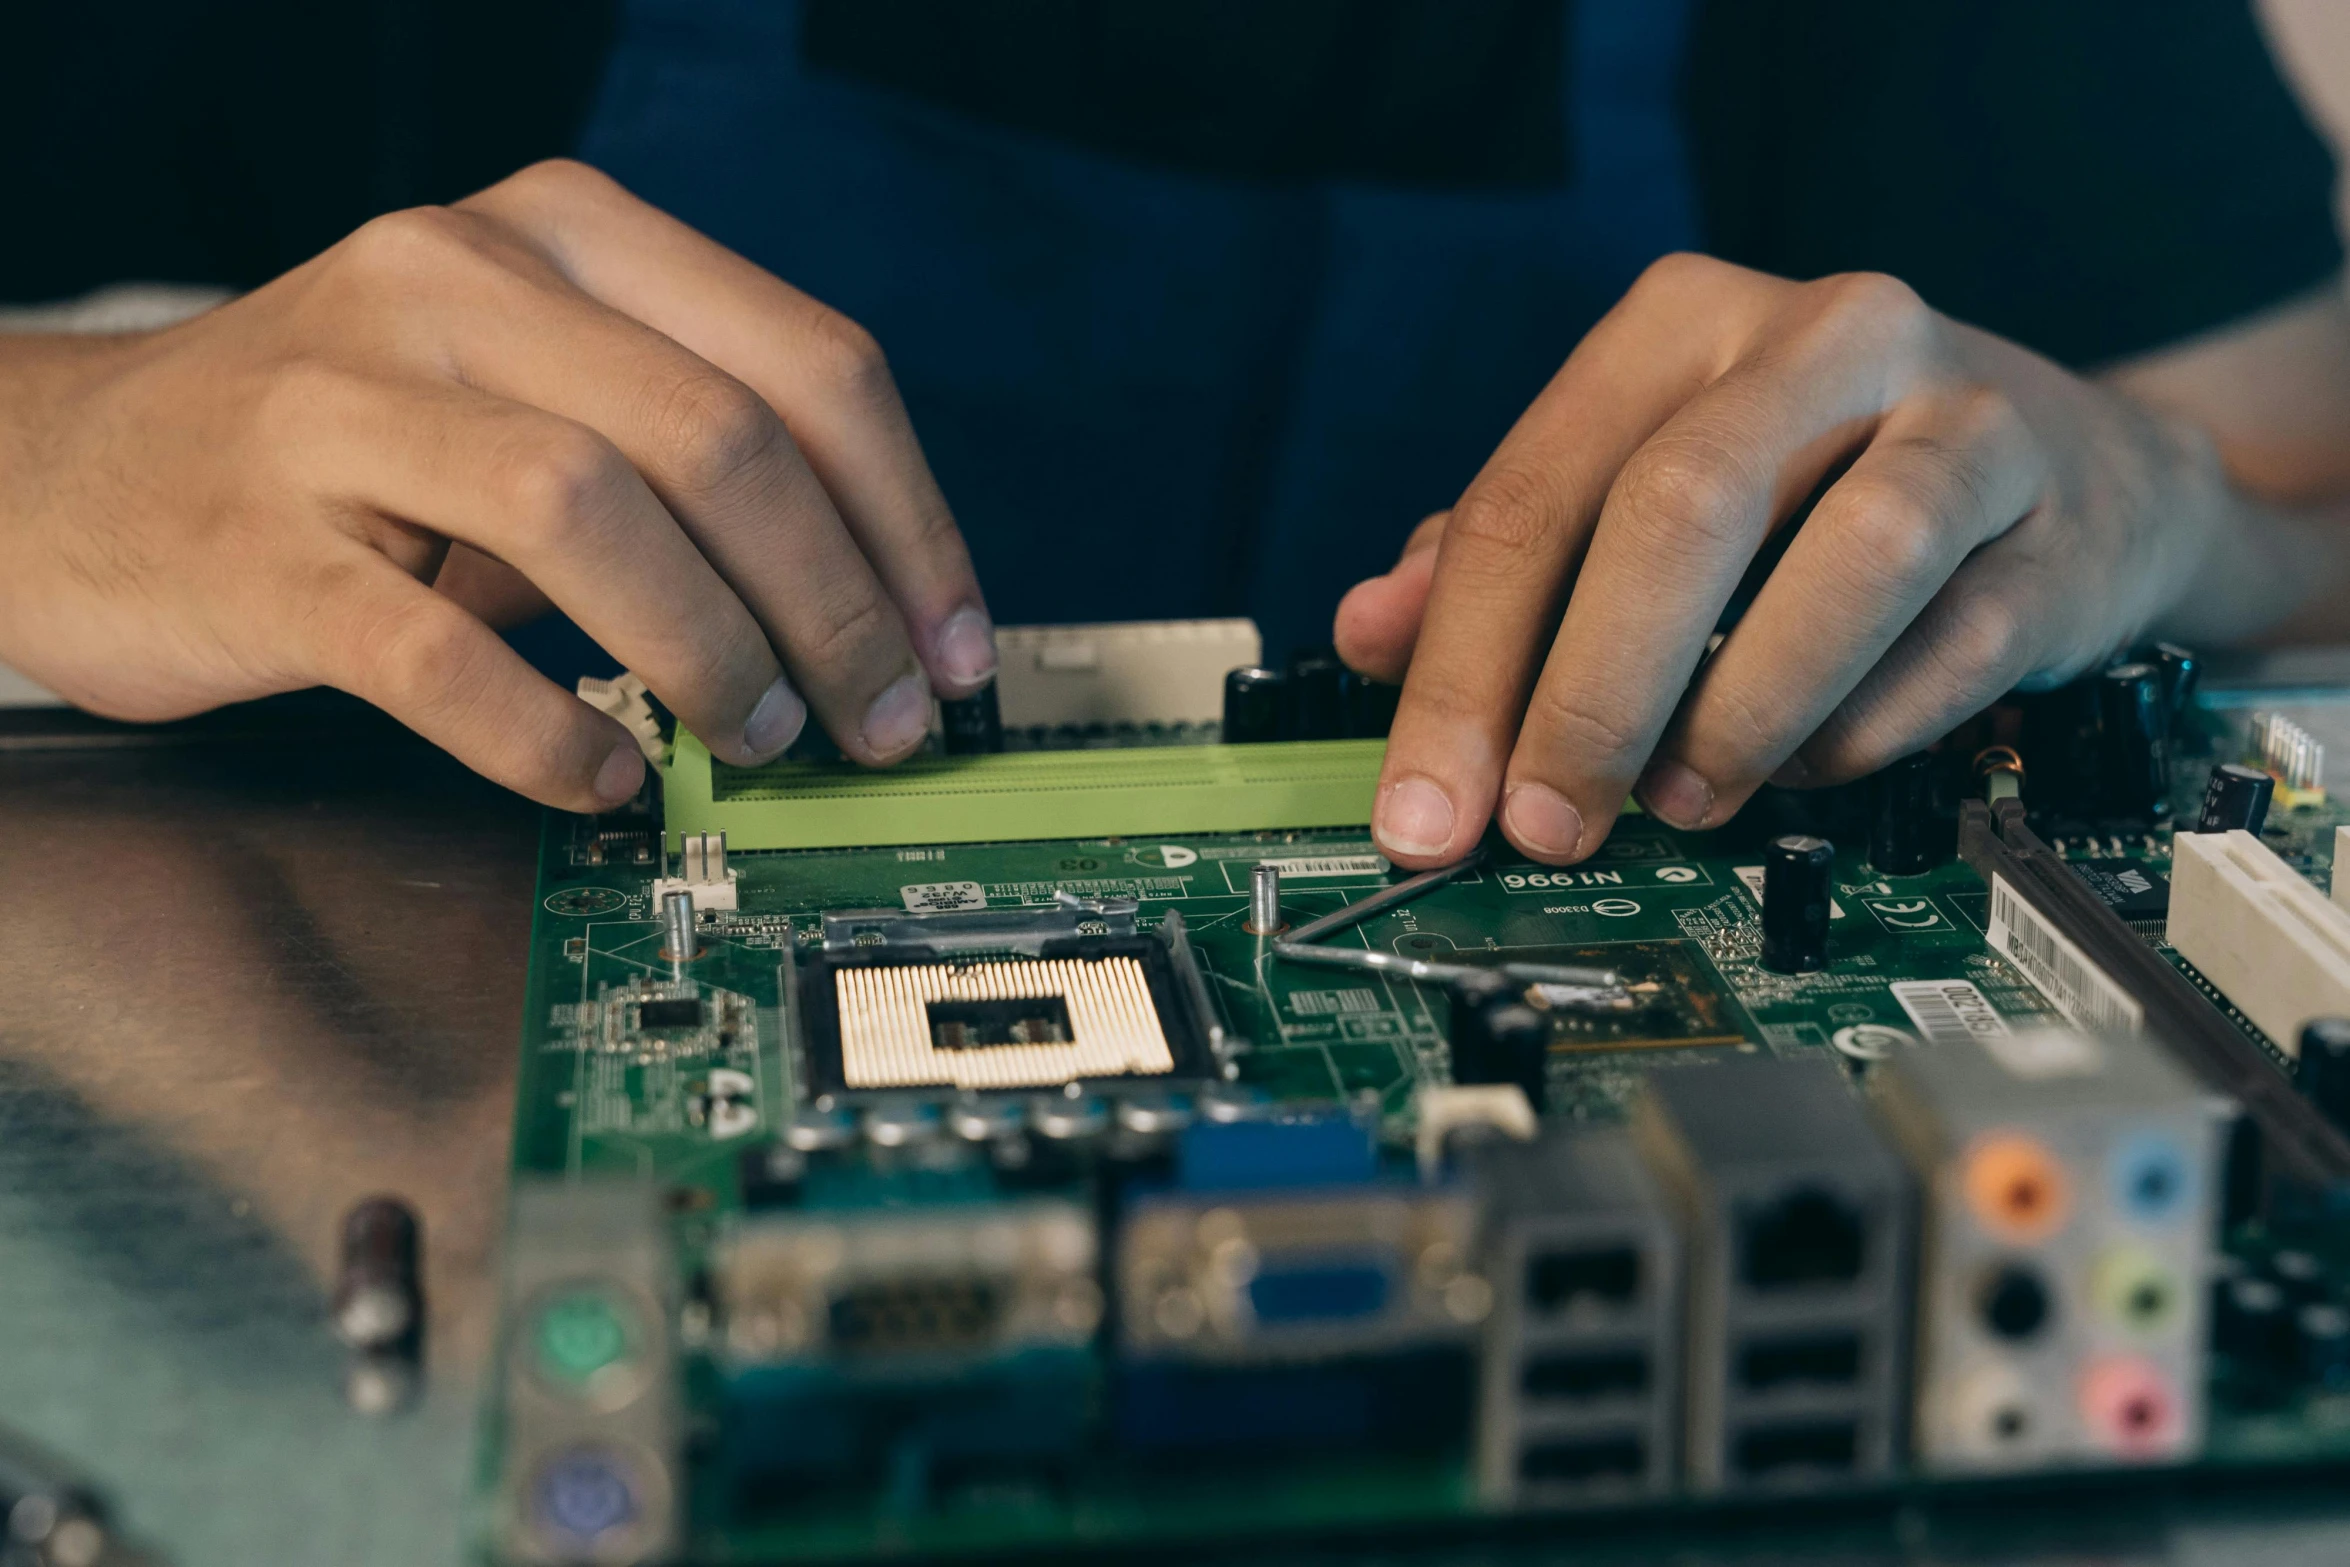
[938,682,1003,754]
[1344,673,1401,739]
[332,1195,422,1352]
[1760,834,1836,974]
[2196,763,2275,836]
[2017,682,2099,815]
[1869,751,1940,875]
[1286,648,1349,740]
[1448,971,1551,1111]
[2296,1018,2350,1136]
[2096,662,2171,819]
[1222,666,1287,743]
[2151,641,2201,717]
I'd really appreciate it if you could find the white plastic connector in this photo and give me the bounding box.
[2169,830,2350,1056]
[652,831,739,913]
[994,620,1261,728]
[1413,1083,1537,1180]
[576,671,667,765]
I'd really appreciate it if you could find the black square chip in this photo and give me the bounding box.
[637,998,705,1031]
[2068,859,2170,920]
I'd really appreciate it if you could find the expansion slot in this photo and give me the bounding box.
[1956,799,2350,1186]
[2169,831,2350,1056]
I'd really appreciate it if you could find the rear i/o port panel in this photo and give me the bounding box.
[1873,1027,2226,1470]
[489,625,2350,1562]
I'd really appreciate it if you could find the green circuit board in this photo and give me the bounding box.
[485,701,2350,1563]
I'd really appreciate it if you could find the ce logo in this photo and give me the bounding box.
[1873,899,1941,929]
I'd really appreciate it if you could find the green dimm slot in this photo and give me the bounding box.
[662,732,1388,849]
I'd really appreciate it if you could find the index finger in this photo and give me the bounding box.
[462,161,997,697]
[1370,256,1771,866]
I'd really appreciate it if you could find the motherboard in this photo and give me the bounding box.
[480,623,2350,1564]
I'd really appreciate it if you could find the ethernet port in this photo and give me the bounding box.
[1521,1348,1649,1402]
[1733,1418,1859,1477]
[1739,1187,1866,1291]
[1519,1432,1646,1485]
[1526,1244,1641,1314]
[1737,1330,1862,1391]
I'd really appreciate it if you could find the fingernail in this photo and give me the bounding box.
[860,671,933,759]
[1502,782,1584,859]
[1639,760,1714,829]
[1375,775,1456,859]
[741,674,807,761]
[593,743,646,807]
[934,605,998,691]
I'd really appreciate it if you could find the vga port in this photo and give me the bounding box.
[1119,1189,1487,1359]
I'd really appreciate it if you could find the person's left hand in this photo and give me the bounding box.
[1334,252,2316,868]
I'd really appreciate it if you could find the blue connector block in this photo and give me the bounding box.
[1178,1116,1377,1191]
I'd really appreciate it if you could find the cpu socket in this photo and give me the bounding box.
[796,902,1226,1097]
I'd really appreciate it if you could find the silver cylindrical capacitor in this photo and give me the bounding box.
[1246,862,1285,935]
[332,1195,422,1351]
[662,889,697,961]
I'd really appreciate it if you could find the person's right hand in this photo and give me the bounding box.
[0,159,996,810]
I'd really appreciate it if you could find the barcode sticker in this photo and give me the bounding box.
[1257,856,1389,878]
[1889,978,2013,1047]
[1985,874,2143,1033]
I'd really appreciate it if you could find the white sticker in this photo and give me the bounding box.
[1980,1027,2107,1081]
[1256,855,1389,877]
[901,880,988,913]
[1985,874,2144,1033]
[1890,978,2014,1048]
[1734,866,1846,918]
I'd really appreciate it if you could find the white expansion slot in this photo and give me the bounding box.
[2169,829,2350,1055]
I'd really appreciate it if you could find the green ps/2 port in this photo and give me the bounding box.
[532,1285,646,1402]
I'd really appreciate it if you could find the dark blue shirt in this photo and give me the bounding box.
[577,0,1696,658]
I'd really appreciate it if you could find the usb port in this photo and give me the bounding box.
[1733,1418,1859,1476]
[1736,1330,1862,1391]
[1521,1348,1649,1401]
[1526,1244,1640,1312]
[1519,1432,1646,1484]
